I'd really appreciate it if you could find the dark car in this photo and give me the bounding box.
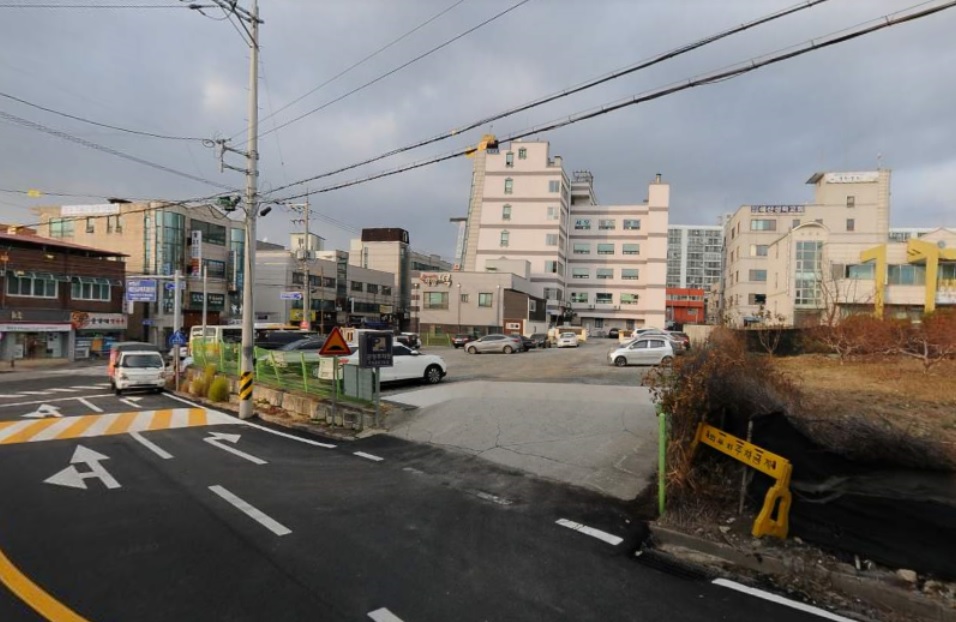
[254,331,317,350]
[667,331,691,351]
[607,328,620,339]
[517,335,536,351]
[529,333,551,349]
[396,332,422,349]
[452,334,477,349]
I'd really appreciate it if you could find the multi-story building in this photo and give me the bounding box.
[34,201,244,344]
[721,170,891,325]
[666,225,723,289]
[665,288,706,326]
[458,139,669,331]
[0,228,127,362]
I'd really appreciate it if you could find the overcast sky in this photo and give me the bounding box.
[1,0,954,259]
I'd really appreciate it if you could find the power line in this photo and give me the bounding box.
[269,0,956,204]
[239,0,468,139]
[0,109,237,191]
[0,91,209,141]
[264,0,829,197]
[235,0,531,147]
[0,3,212,8]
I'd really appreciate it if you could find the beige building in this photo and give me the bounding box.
[34,201,244,343]
[459,138,669,331]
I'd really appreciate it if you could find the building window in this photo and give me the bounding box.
[367,284,379,295]
[500,231,509,247]
[572,268,589,279]
[620,293,639,305]
[622,243,640,255]
[795,240,824,307]
[543,288,562,301]
[574,219,591,230]
[573,243,590,254]
[7,274,57,298]
[595,292,613,304]
[505,152,514,168]
[596,268,613,279]
[887,264,926,286]
[748,293,767,305]
[623,219,641,230]
[749,269,767,282]
[424,292,449,309]
[545,233,558,246]
[598,219,615,230]
[847,195,855,207]
[203,259,226,279]
[846,218,855,232]
[621,269,639,280]
[478,292,494,307]
[792,219,801,228]
[502,205,511,221]
[48,218,74,239]
[571,292,588,303]
[518,148,527,160]
[85,217,94,234]
[546,206,559,221]
[351,281,363,292]
[751,245,769,257]
[545,261,563,275]
[529,300,537,312]
[593,318,604,329]
[548,180,560,193]
[597,243,614,255]
[750,219,776,232]
[71,280,111,301]
[460,293,469,303]
[845,264,875,280]
[382,286,392,296]
[106,215,122,234]
[504,178,513,194]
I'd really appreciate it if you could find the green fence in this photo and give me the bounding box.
[421,332,451,348]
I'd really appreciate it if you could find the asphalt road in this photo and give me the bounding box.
[0,368,836,621]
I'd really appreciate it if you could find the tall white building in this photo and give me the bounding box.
[459,139,669,331]
[666,225,723,289]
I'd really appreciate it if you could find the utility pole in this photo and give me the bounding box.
[290,194,311,331]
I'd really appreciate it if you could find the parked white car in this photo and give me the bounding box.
[344,343,447,384]
[113,350,167,395]
[608,337,675,367]
[556,332,579,348]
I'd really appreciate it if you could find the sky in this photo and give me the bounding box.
[1,0,954,260]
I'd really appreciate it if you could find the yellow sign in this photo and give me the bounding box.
[318,326,350,356]
[26,189,42,198]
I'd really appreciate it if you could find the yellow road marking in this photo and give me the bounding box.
[53,416,101,441]
[148,409,173,431]
[0,419,60,445]
[188,409,207,427]
[0,420,19,432]
[104,412,138,436]
[0,540,90,621]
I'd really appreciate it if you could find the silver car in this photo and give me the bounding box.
[465,334,521,354]
[608,338,675,367]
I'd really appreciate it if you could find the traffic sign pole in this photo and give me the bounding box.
[173,269,182,393]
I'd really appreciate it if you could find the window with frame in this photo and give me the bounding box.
[48,218,74,238]
[595,292,613,304]
[621,268,639,280]
[748,293,767,305]
[572,268,589,279]
[460,293,469,303]
[573,243,590,254]
[190,219,227,245]
[71,280,111,301]
[546,206,559,221]
[85,217,94,234]
[423,292,448,309]
[792,219,801,228]
[7,274,57,298]
[500,231,509,247]
[846,218,855,232]
[501,205,511,221]
[203,259,226,279]
[597,243,614,255]
[382,285,392,296]
[574,219,591,230]
[623,219,641,230]
[749,269,767,282]
[751,245,769,257]
[518,148,527,160]
[350,281,364,292]
[505,152,514,168]
[622,243,640,255]
[548,180,560,193]
[598,219,615,230]
[545,260,563,275]
[504,178,513,194]
[367,284,379,295]
[545,233,558,246]
[596,268,613,279]
[620,293,639,305]
[847,195,855,207]
[478,292,493,307]
[750,219,776,231]
[570,292,588,303]
[887,264,926,286]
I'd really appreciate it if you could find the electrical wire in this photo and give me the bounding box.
[0,91,209,141]
[233,0,532,147]
[0,109,238,191]
[267,0,956,204]
[263,0,830,197]
[0,3,212,8]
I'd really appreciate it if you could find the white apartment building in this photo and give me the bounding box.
[459,139,668,331]
[666,225,723,289]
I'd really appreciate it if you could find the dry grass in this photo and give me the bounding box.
[775,355,956,469]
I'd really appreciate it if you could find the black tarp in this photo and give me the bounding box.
[748,414,956,579]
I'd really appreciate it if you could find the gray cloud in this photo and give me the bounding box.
[2,0,954,258]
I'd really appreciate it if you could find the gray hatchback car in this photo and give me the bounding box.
[464,334,521,354]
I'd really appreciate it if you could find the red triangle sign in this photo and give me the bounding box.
[319,326,351,356]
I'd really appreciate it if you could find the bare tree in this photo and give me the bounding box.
[899,310,956,372]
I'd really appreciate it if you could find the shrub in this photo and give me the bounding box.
[189,377,207,397]
[811,313,905,362]
[207,376,231,403]
[900,309,956,372]
[202,364,218,387]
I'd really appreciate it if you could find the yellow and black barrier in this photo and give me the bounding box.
[694,423,793,539]
[239,372,254,402]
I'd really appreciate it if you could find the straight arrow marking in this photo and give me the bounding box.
[203,432,267,465]
[44,445,121,490]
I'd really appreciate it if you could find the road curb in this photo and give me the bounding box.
[648,524,954,621]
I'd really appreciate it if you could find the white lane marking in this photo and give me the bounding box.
[30,418,79,442]
[0,394,23,399]
[0,420,40,442]
[78,413,121,438]
[119,398,142,409]
[17,391,48,396]
[94,384,111,388]
[208,485,291,536]
[712,579,856,622]
[204,432,267,465]
[77,398,103,413]
[22,404,62,419]
[0,394,112,409]
[368,608,404,622]
[354,451,384,462]
[69,385,108,391]
[555,518,623,546]
[49,388,78,393]
[129,431,173,460]
[169,409,190,429]
[164,393,337,448]
[45,445,120,490]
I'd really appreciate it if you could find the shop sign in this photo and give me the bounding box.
[419,273,452,287]
[0,323,71,332]
[189,292,225,310]
[749,205,805,214]
[824,172,879,184]
[62,204,119,217]
[70,312,128,330]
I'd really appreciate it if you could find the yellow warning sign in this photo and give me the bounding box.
[319,326,351,356]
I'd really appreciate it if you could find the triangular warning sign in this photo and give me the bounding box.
[319,327,351,356]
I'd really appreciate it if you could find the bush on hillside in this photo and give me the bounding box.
[189,377,207,397]
[207,376,230,403]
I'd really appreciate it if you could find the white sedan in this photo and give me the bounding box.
[608,337,675,367]
[556,332,579,348]
[344,343,447,384]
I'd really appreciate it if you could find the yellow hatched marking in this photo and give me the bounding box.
[0,541,90,622]
[104,411,139,436]
[148,409,173,431]
[53,416,101,440]
[188,409,207,427]
[0,419,61,445]
[0,420,19,432]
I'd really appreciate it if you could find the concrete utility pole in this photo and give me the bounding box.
[301,195,311,331]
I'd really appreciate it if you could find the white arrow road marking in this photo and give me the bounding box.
[44,445,121,490]
[368,608,404,622]
[555,519,623,546]
[21,404,62,419]
[0,395,112,409]
[77,397,103,413]
[203,432,267,465]
[129,431,173,460]
[17,391,49,396]
[208,485,291,536]
[119,398,142,409]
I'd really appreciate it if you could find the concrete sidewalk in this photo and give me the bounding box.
[385,381,658,500]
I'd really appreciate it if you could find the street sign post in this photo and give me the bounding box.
[126,279,158,303]
[169,330,188,348]
[358,331,393,427]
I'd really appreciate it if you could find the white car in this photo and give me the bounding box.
[556,332,579,348]
[344,343,447,384]
[608,337,675,367]
[113,350,167,395]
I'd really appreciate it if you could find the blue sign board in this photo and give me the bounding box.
[168,331,188,347]
[126,279,158,303]
[358,331,394,369]
[280,291,303,301]
[165,282,181,291]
